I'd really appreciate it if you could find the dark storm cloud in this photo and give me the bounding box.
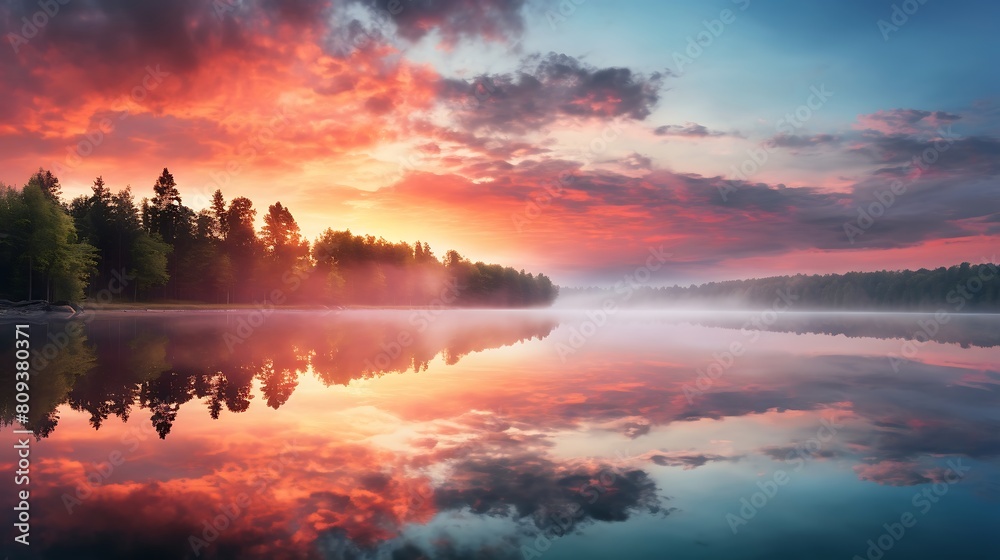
[439,53,666,133]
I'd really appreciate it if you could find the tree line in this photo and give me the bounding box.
[564,264,1000,311]
[0,168,558,307]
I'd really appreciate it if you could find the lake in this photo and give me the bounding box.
[2,310,999,559]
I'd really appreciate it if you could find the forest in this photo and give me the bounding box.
[564,263,1000,311]
[0,168,558,307]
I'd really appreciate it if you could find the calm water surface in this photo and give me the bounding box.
[2,310,999,559]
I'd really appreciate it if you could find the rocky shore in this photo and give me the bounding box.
[0,299,83,317]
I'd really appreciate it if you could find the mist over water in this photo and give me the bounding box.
[2,0,998,557]
[2,310,999,559]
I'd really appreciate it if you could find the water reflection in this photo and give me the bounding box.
[0,311,998,559]
[655,310,1000,348]
[1,311,559,439]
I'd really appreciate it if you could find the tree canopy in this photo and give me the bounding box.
[563,265,1000,312]
[0,167,558,307]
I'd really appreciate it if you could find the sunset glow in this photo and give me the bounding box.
[4,0,998,284]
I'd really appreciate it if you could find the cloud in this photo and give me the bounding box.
[11,394,672,559]
[10,325,1000,558]
[850,133,1000,177]
[854,108,961,135]
[438,53,666,134]
[853,461,934,486]
[769,133,841,149]
[1,0,996,285]
[432,453,666,525]
[760,446,840,461]
[351,150,1000,280]
[648,452,742,469]
[654,123,732,138]
[367,0,527,47]
[0,0,453,206]
[21,482,293,560]
[620,152,653,171]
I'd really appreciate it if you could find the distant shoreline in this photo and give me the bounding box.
[3,301,1000,319]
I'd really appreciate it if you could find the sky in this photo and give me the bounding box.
[1,0,999,285]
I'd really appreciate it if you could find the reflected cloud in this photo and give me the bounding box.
[1,311,998,558]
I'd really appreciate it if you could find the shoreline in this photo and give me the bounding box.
[2,302,1000,318]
